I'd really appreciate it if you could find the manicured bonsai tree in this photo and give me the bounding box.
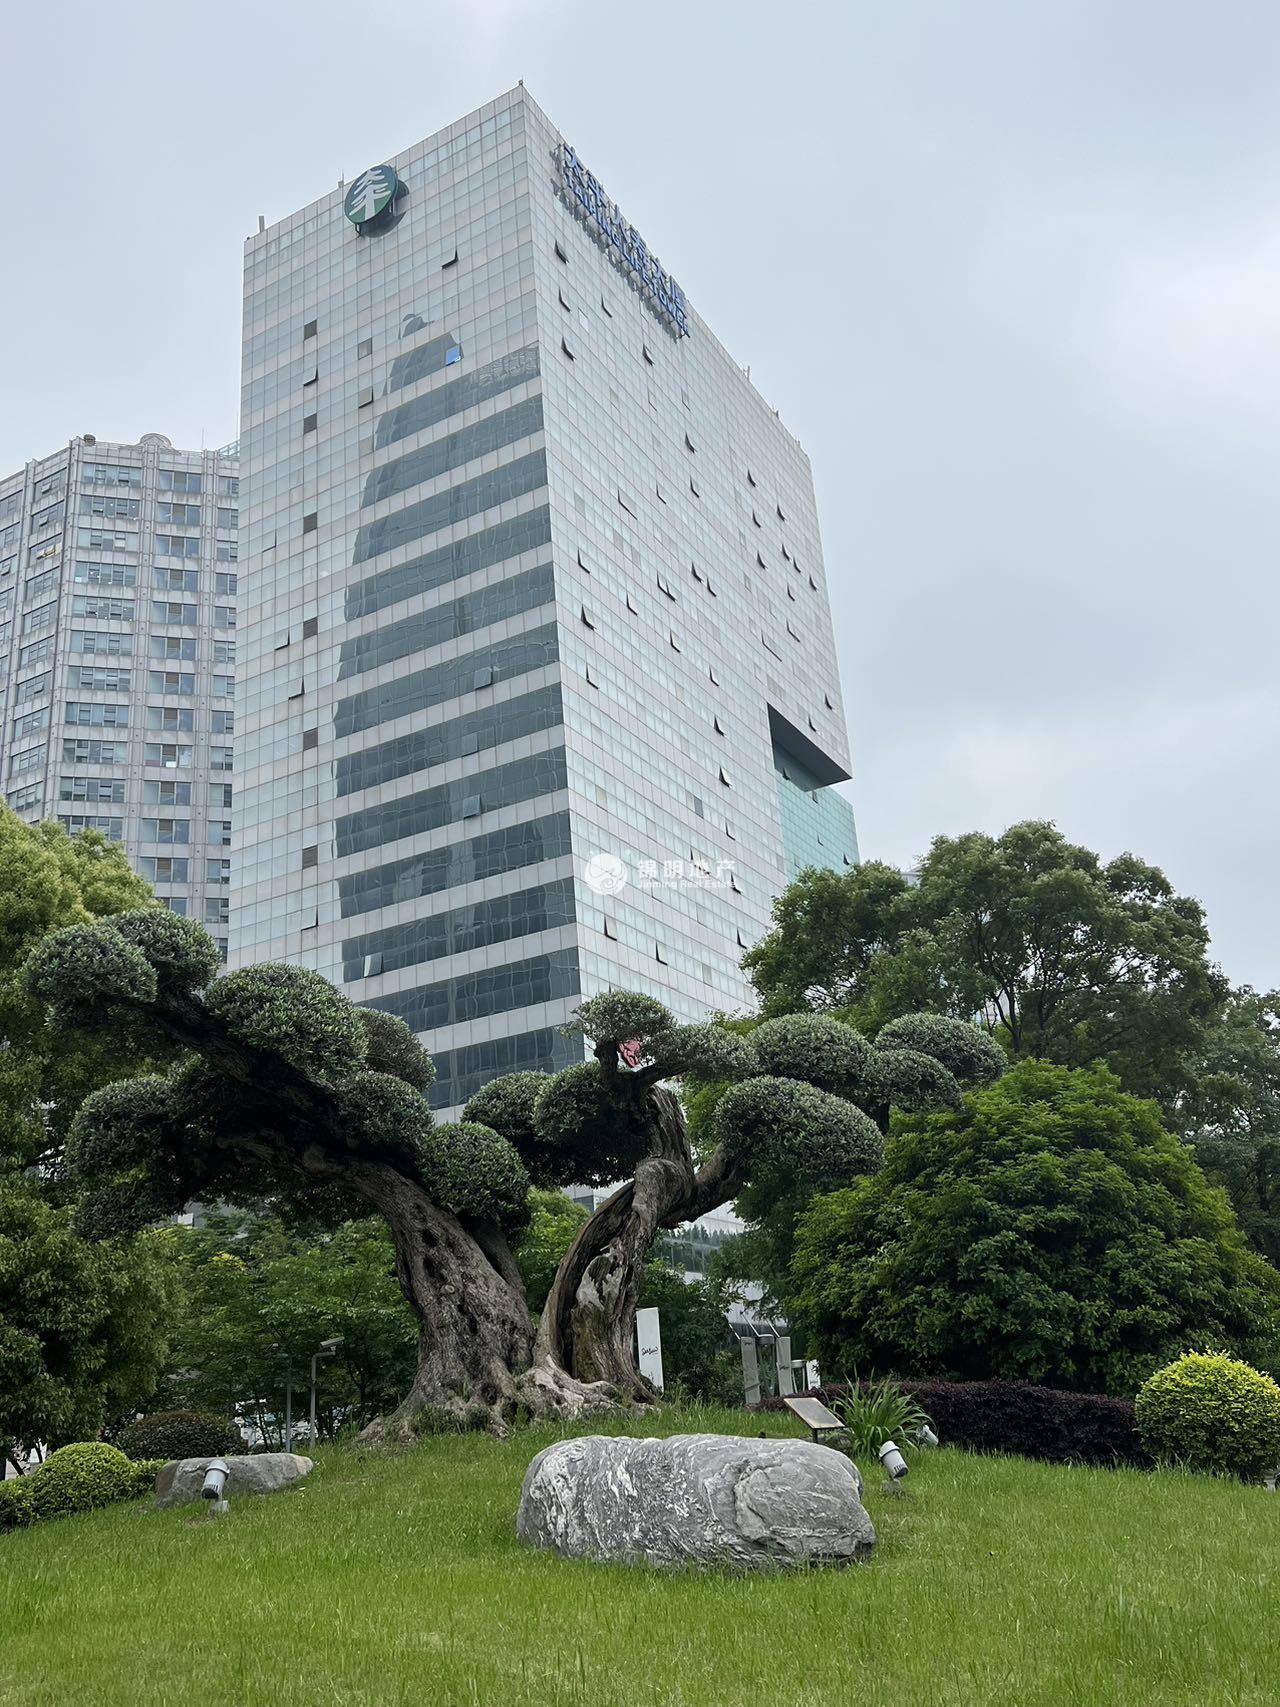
[25,910,583,1436]
[466,996,1004,1397]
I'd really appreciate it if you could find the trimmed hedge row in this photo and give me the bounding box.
[0,1445,164,1533]
[760,1377,1149,1467]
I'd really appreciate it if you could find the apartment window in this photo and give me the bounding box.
[144,780,192,805]
[138,857,189,883]
[155,534,200,558]
[152,601,198,626]
[71,631,130,657]
[144,743,194,768]
[66,702,127,727]
[205,897,230,926]
[215,573,238,596]
[213,640,236,664]
[147,705,194,732]
[155,567,198,593]
[15,672,51,703]
[212,710,234,735]
[152,635,196,661]
[210,746,233,772]
[9,747,45,777]
[207,859,231,884]
[148,670,195,694]
[301,846,318,870]
[158,470,202,494]
[214,606,236,629]
[140,818,190,845]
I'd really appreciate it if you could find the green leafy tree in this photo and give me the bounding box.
[0,810,178,1464]
[160,1208,418,1439]
[1178,990,1280,1264]
[512,1189,588,1313]
[745,821,1226,1112]
[0,810,156,1176]
[791,1059,1280,1394]
[0,1182,177,1462]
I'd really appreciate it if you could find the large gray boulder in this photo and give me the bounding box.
[154,1452,314,1509]
[516,1433,874,1569]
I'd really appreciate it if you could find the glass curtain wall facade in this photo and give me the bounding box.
[234,86,855,1113]
[0,434,239,951]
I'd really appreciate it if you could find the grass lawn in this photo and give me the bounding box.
[1,1404,1277,1707]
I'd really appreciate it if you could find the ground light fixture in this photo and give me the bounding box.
[879,1440,909,1480]
[201,1457,230,1517]
[309,1337,344,1447]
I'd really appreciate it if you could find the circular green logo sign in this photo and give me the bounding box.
[344,165,399,227]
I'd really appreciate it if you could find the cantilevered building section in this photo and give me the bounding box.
[233,85,856,1111]
[0,434,239,954]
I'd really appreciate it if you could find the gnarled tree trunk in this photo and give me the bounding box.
[536,1088,728,1399]
[351,1163,615,1438]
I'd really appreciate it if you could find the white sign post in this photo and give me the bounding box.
[741,1336,761,1406]
[635,1306,664,1391]
[775,1334,796,1398]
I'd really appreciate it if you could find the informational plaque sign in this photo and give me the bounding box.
[782,1395,845,1439]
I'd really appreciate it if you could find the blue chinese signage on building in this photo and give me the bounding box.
[558,144,689,338]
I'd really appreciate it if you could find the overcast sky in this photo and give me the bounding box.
[2,1,1275,987]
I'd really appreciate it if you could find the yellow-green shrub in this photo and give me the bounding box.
[27,1442,136,1520]
[1136,1351,1280,1480]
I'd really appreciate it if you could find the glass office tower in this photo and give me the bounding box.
[234,86,856,1112]
[0,434,239,954]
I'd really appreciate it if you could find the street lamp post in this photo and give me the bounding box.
[308,1338,343,1448]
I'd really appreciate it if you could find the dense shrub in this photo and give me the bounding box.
[1136,1352,1280,1480]
[792,1061,1280,1394]
[116,1410,243,1463]
[27,1442,136,1520]
[0,1477,35,1531]
[127,1459,166,1497]
[760,1376,1149,1467]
